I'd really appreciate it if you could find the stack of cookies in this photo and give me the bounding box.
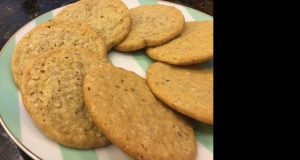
[11,0,213,159]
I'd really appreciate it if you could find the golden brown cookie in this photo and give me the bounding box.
[83,65,197,160]
[54,0,131,50]
[20,47,112,149]
[114,4,185,51]
[11,19,107,89]
[146,21,213,65]
[146,62,213,125]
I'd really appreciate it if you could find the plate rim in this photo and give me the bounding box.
[160,0,213,18]
[0,116,42,159]
[0,0,213,159]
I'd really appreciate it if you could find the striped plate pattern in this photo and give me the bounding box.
[0,0,213,159]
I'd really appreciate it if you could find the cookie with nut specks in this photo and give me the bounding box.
[114,4,185,51]
[20,47,112,149]
[146,21,213,65]
[11,19,107,89]
[54,0,131,50]
[83,65,197,160]
[146,62,213,125]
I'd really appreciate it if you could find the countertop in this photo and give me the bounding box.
[0,0,213,159]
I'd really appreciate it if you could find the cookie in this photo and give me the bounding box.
[11,19,107,89]
[114,4,185,51]
[54,0,131,50]
[83,65,197,160]
[146,21,213,65]
[146,62,213,125]
[20,47,112,149]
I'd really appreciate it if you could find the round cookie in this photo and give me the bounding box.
[54,0,131,50]
[146,62,213,125]
[146,21,213,65]
[11,19,107,89]
[83,65,197,160]
[114,4,185,51]
[20,47,112,149]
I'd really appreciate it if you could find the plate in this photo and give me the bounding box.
[0,0,213,159]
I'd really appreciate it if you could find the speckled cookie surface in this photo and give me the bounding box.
[146,62,213,125]
[114,4,185,51]
[54,0,131,50]
[11,19,107,89]
[20,47,112,149]
[83,65,197,160]
[146,21,213,65]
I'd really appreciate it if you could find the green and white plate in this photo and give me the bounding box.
[0,0,213,159]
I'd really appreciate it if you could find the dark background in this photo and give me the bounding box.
[0,0,213,159]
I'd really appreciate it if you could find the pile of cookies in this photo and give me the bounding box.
[11,0,213,159]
